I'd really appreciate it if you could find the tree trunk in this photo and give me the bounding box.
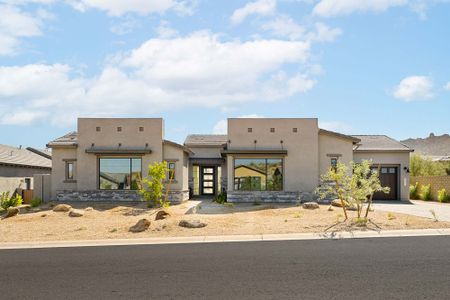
[335,180,348,220]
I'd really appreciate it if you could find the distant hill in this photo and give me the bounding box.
[401,133,450,156]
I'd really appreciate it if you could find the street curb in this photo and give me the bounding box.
[2,228,450,250]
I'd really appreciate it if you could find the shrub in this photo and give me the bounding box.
[213,190,227,204]
[0,192,23,210]
[139,162,169,208]
[31,197,43,208]
[410,182,420,200]
[437,189,449,203]
[420,184,432,201]
[410,154,447,176]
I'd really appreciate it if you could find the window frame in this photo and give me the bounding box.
[167,162,176,180]
[330,157,338,171]
[65,161,75,181]
[98,157,142,190]
[233,157,284,191]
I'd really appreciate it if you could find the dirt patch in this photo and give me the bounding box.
[0,202,449,243]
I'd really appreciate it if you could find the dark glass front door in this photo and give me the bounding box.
[201,166,215,195]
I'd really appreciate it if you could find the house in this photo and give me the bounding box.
[47,117,413,202]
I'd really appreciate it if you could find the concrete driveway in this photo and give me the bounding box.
[373,200,450,221]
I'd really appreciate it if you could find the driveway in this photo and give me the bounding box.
[373,200,450,221]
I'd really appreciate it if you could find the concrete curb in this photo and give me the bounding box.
[2,228,450,250]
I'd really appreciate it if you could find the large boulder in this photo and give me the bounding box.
[155,210,170,221]
[331,199,349,208]
[5,207,19,218]
[53,204,72,212]
[69,209,84,217]
[302,202,319,210]
[179,220,207,228]
[129,219,151,232]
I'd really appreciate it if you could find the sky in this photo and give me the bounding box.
[0,0,449,149]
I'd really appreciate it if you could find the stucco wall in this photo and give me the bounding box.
[318,133,354,177]
[163,142,189,191]
[0,177,26,196]
[51,147,77,199]
[227,118,319,193]
[189,146,223,158]
[353,151,411,200]
[76,118,164,191]
[0,165,50,178]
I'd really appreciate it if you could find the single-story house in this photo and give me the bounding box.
[47,117,413,202]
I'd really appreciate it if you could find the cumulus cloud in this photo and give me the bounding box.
[68,0,197,17]
[393,75,434,101]
[0,5,43,55]
[261,15,305,40]
[0,32,316,126]
[444,82,450,91]
[230,0,276,25]
[313,0,408,17]
[213,114,264,134]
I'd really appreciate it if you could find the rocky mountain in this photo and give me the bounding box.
[401,133,450,156]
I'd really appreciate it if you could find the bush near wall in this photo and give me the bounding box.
[410,176,450,201]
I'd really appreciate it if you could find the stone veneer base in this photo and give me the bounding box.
[227,191,318,203]
[56,190,189,204]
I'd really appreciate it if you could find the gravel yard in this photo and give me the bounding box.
[1,201,449,243]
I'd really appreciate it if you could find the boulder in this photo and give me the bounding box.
[302,202,319,210]
[179,220,207,228]
[129,219,151,232]
[155,210,170,221]
[84,207,94,211]
[331,199,349,208]
[5,207,19,218]
[327,205,334,211]
[68,209,84,217]
[53,204,72,212]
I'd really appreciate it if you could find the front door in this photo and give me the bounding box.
[373,166,398,200]
[201,166,215,195]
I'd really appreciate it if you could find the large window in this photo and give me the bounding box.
[234,158,283,191]
[99,158,141,190]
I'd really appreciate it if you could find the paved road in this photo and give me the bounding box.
[2,237,450,299]
[373,200,450,221]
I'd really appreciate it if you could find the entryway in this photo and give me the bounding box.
[372,166,398,200]
[201,166,215,196]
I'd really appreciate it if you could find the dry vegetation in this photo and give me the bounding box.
[1,202,449,243]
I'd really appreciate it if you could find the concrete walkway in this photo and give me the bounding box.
[373,200,450,221]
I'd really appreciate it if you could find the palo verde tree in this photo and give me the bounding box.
[139,161,169,208]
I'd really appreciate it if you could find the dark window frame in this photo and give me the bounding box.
[167,162,176,180]
[66,161,74,180]
[98,157,142,190]
[233,158,283,191]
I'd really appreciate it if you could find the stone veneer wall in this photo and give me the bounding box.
[56,190,189,203]
[227,191,318,203]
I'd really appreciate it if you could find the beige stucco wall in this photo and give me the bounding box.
[227,118,319,192]
[163,142,189,191]
[189,146,223,158]
[318,132,354,177]
[51,147,77,199]
[76,118,164,191]
[353,151,411,200]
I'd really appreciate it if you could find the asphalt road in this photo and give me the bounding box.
[2,236,450,299]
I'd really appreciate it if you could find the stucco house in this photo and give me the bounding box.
[47,117,413,203]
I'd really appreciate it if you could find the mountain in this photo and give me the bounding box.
[401,133,450,156]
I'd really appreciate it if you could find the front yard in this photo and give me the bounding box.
[1,201,449,243]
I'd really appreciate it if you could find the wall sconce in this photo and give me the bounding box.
[403,166,410,173]
[118,143,122,147]
[280,140,284,150]
[254,140,257,149]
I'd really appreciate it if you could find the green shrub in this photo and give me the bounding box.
[410,154,447,176]
[420,184,432,201]
[0,192,23,210]
[213,191,227,204]
[437,189,449,203]
[409,182,420,199]
[31,197,43,207]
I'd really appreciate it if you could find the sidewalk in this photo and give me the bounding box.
[2,228,450,250]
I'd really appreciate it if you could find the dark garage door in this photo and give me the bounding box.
[373,167,398,200]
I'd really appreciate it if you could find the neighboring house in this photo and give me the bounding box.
[47,118,192,202]
[47,117,413,203]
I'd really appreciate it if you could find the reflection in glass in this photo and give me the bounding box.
[99,158,141,190]
[234,158,282,191]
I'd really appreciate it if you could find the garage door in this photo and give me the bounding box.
[373,167,398,200]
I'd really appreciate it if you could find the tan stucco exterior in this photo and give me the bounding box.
[318,132,354,176]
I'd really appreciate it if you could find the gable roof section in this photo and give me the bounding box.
[47,131,78,148]
[0,144,52,169]
[353,135,413,152]
[163,140,194,154]
[184,134,228,147]
[319,129,361,143]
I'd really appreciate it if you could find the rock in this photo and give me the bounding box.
[53,204,72,212]
[155,210,170,220]
[302,202,319,210]
[331,199,349,208]
[179,220,207,228]
[84,207,94,211]
[41,213,47,217]
[327,205,334,211]
[129,219,151,232]
[68,209,84,217]
[5,207,19,218]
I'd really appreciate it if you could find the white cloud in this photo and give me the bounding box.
[444,82,450,91]
[69,0,197,17]
[155,20,178,38]
[213,114,264,134]
[0,5,43,55]
[313,0,408,17]
[231,0,276,25]
[319,121,352,134]
[307,22,342,42]
[393,75,434,101]
[0,32,316,126]
[261,15,305,40]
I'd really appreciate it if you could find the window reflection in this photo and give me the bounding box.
[234,158,283,191]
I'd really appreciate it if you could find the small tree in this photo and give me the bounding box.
[139,161,169,208]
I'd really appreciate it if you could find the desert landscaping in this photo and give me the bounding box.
[1,200,449,243]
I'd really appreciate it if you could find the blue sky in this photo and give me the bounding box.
[0,0,449,148]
